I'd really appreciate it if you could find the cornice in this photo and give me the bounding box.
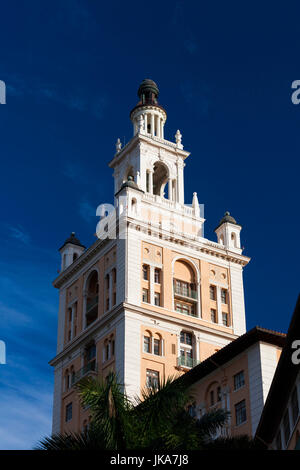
[109,133,190,168]
[123,302,239,342]
[127,219,250,266]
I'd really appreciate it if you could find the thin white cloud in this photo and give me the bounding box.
[6,224,30,245]
[5,73,108,120]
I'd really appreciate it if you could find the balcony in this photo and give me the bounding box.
[173,283,197,301]
[71,361,97,385]
[177,356,200,369]
[86,295,98,312]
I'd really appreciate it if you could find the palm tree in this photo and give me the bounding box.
[37,372,253,450]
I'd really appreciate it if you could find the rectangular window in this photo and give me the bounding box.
[154,292,160,306]
[211,308,217,323]
[142,265,149,281]
[180,331,192,345]
[154,268,161,284]
[209,285,216,300]
[86,344,96,361]
[175,303,182,313]
[283,409,290,446]
[153,338,160,355]
[144,336,151,353]
[291,387,299,426]
[235,400,247,426]
[65,403,73,422]
[234,371,245,390]
[146,369,159,388]
[222,312,229,326]
[142,288,149,303]
[221,288,228,304]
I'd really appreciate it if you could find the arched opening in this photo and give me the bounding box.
[85,271,99,327]
[73,252,78,262]
[231,232,237,247]
[205,381,222,409]
[124,166,134,183]
[153,162,168,197]
[173,259,197,317]
[131,197,137,214]
[219,234,224,245]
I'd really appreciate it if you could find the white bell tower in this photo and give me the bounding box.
[111,79,187,206]
[59,232,85,271]
[215,212,242,251]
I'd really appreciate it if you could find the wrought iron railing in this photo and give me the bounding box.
[173,283,197,300]
[177,356,200,369]
[71,361,97,385]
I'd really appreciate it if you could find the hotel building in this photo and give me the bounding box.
[50,79,253,435]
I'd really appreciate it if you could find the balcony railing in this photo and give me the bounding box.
[71,361,97,385]
[173,283,197,300]
[86,295,98,312]
[177,356,200,369]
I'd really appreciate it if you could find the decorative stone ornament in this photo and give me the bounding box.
[116,138,122,153]
[175,129,183,149]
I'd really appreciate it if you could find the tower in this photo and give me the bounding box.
[50,79,250,435]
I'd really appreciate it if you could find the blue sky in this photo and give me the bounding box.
[0,0,299,449]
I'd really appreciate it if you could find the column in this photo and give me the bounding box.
[149,265,155,305]
[195,335,200,363]
[82,291,87,330]
[151,113,155,136]
[144,114,147,133]
[168,178,172,200]
[70,304,74,340]
[109,271,113,310]
[156,115,160,137]
[161,119,164,139]
[149,170,153,194]
[217,286,222,325]
[196,282,201,317]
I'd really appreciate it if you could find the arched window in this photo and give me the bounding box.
[205,381,221,409]
[85,271,99,327]
[143,330,152,353]
[231,232,237,247]
[153,333,163,356]
[173,260,197,317]
[131,198,137,214]
[153,162,169,197]
[73,252,78,262]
